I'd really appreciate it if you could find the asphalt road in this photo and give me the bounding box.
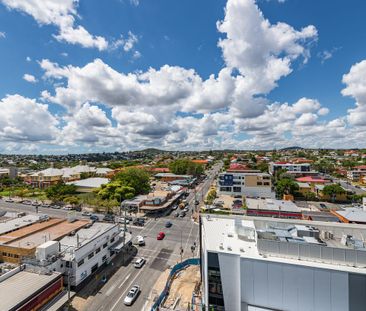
[84,215,199,311]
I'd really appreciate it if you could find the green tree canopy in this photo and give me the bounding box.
[169,159,204,176]
[322,184,345,196]
[275,178,299,198]
[45,183,77,201]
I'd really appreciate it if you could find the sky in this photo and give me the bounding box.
[0,0,366,154]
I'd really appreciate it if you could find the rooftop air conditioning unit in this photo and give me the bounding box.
[219,243,224,250]
[227,245,232,251]
[228,232,233,237]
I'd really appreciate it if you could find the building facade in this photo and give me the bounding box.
[269,162,311,175]
[218,171,273,198]
[201,215,366,311]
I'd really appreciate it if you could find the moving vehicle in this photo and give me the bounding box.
[165,221,172,228]
[137,236,145,246]
[157,232,165,240]
[123,285,140,306]
[134,257,146,268]
[133,218,145,226]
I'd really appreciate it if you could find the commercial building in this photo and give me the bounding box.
[218,171,274,198]
[59,222,127,287]
[66,177,109,193]
[201,214,366,311]
[331,207,366,224]
[0,217,88,263]
[269,162,311,175]
[0,266,63,311]
[245,198,302,219]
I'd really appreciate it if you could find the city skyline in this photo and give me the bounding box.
[0,0,366,154]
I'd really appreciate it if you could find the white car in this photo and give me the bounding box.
[134,257,146,268]
[123,285,140,306]
[137,236,145,246]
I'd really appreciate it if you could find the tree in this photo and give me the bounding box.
[113,168,150,194]
[275,178,299,198]
[64,196,80,205]
[169,159,204,176]
[45,183,77,201]
[206,189,217,205]
[322,184,345,202]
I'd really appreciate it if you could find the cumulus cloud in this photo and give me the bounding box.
[0,95,59,142]
[0,0,108,50]
[23,73,38,83]
[342,60,366,126]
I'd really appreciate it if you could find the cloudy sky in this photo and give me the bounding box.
[0,0,365,154]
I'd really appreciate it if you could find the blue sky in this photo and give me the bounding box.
[0,0,365,154]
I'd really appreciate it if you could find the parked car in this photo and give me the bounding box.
[124,285,140,306]
[31,201,40,206]
[62,206,72,210]
[103,214,115,222]
[41,204,50,208]
[165,221,172,228]
[172,205,178,210]
[5,198,14,203]
[194,200,199,205]
[90,214,99,222]
[133,218,145,226]
[22,200,32,205]
[157,232,165,240]
[51,205,61,209]
[174,211,180,217]
[82,211,91,216]
[117,217,130,224]
[134,257,146,268]
[179,211,186,218]
[319,203,327,209]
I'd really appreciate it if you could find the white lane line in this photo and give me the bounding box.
[118,272,131,289]
[183,222,194,252]
[111,268,145,311]
[142,300,149,311]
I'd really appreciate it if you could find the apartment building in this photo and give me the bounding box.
[201,215,366,311]
[269,162,311,175]
[347,165,366,181]
[218,171,274,198]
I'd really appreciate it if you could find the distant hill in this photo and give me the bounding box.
[280,146,303,151]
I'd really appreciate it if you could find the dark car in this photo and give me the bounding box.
[319,203,327,209]
[133,219,145,226]
[165,221,173,228]
[103,214,115,222]
[90,214,99,222]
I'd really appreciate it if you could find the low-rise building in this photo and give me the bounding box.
[347,165,366,181]
[66,177,109,193]
[218,171,273,198]
[331,207,366,224]
[245,197,302,219]
[269,162,311,175]
[201,215,366,311]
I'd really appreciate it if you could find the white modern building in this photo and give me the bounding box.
[269,162,311,175]
[218,171,274,198]
[60,222,128,287]
[201,214,366,311]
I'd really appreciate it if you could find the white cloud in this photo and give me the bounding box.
[130,0,139,6]
[0,31,5,38]
[0,0,108,50]
[26,56,31,62]
[23,73,38,83]
[111,31,139,52]
[0,94,59,142]
[342,60,366,126]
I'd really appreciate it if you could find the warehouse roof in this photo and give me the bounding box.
[0,215,42,236]
[66,177,109,188]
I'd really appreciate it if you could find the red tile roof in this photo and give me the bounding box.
[296,176,328,183]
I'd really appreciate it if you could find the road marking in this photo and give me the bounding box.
[111,269,145,311]
[118,272,131,289]
[183,221,194,252]
[142,300,149,311]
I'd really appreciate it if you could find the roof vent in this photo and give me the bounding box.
[227,245,232,251]
[219,243,224,250]
[228,232,234,237]
[240,247,245,253]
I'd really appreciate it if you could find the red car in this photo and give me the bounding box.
[157,232,165,240]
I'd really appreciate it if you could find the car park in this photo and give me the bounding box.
[157,232,165,240]
[123,285,140,306]
[165,221,172,228]
[134,257,146,268]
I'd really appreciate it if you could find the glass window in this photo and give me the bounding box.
[103,243,108,249]
[78,259,84,267]
[88,252,94,260]
[95,247,101,254]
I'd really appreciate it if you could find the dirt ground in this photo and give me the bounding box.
[163,265,200,310]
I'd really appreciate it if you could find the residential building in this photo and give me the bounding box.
[245,198,302,219]
[218,171,274,198]
[0,167,18,179]
[201,214,366,311]
[347,165,366,181]
[269,162,311,175]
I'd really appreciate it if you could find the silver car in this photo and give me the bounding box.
[124,285,140,306]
